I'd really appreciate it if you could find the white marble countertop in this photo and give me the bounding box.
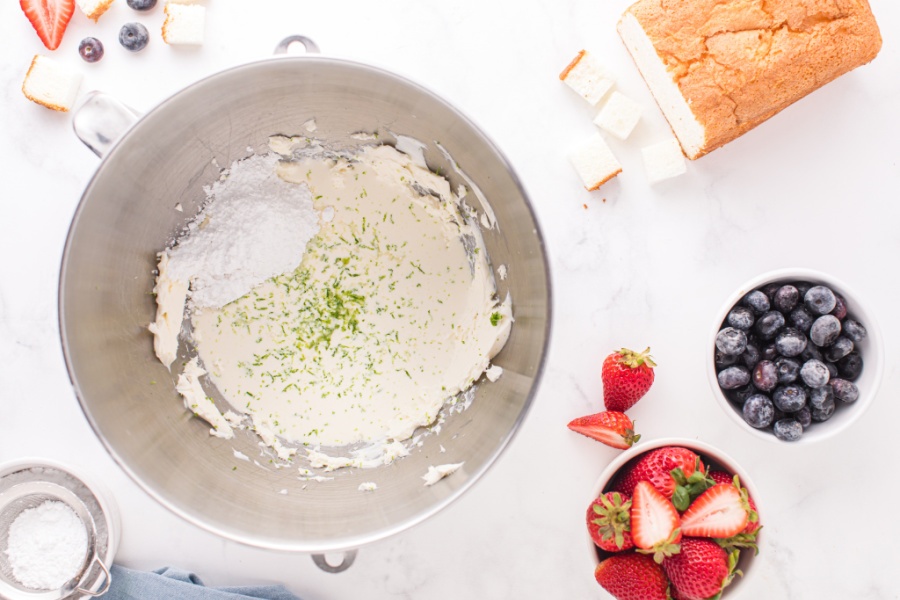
[1,1,899,598]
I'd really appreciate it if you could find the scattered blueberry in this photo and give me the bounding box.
[752,360,778,392]
[716,327,748,356]
[119,22,149,52]
[837,352,863,381]
[718,366,751,390]
[804,285,837,315]
[755,311,786,340]
[741,343,761,370]
[743,394,775,428]
[127,0,157,9]
[843,319,867,342]
[773,285,800,313]
[810,315,841,347]
[809,384,834,410]
[775,327,807,357]
[773,419,803,441]
[726,306,755,331]
[789,307,814,333]
[775,357,801,384]
[800,359,830,388]
[795,406,812,428]
[773,384,807,412]
[831,379,860,403]
[831,295,848,320]
[78,37,104,62]
[742,290,770,315]
[811,397,836,422]
[824,336,854,362]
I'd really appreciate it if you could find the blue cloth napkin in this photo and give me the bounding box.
[104,565,301,600]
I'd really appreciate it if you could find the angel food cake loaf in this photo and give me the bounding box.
[618,0,882,159]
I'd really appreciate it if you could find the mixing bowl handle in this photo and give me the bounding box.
[274,35,321,55]
[311,550,357,573]
[72,91,141,158]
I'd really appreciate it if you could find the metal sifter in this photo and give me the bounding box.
[0,462,116,600]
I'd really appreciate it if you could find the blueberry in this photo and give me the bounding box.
[772,407,787,423]
[811,401,836,422]
[78,37,104,62]
[742,290,771,315]
[831,295,848,320]
[715,349,739,370]
[741,343,761,370]
[805,285,837,315]
[825,362,839,379]
[810,315,841,347]
[773,384,807,412]
[842,319,867,342]
[775,357,801,384]
[742,394,775,429]
[773,419,803,441]
[127,0,157,9]
[795,406,812,428]
[752,360,778,392]
[809,384,834,410]
[761,342,779,362]
[755,311,786,340]
[832,379,860,403]
[799,342,824,363]
[837,352,863,381]
[730,383,756,407]
[119,22,149,52]
[799,359,830,388]
[795,281,813,297]
[773,285,800,313]
[726,306,755,331]
[824,336,854,362]
[761,283,781,300]
[775,327,807,358]
[716,327,748,356]
[718,366,751,390]
[789,307,815,333]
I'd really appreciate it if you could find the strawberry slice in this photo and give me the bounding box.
[709,471,761,535]
[567,410,640,449]
[20,0,75,51]
[680,483,751,539]
[631,481,682,563]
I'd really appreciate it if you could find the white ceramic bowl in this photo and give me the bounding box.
[586,438,763,599]
[708,268,884,444]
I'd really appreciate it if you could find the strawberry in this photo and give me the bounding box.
[594,552,670,600]
[663,537,740,600]
[20,0,75,51]
[568,411,640,449]
[616,447,711,510]
[587,492,634,553]
[680,484,750,539]
[708,471,760,535]
[631,481,682,562]
[602,347,656,412]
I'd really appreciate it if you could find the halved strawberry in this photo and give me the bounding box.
[568,411,640,449]
[587,492,634,553]
[20,0,75,51]
[595,552,670,600]
[631,481,682,563]
[680,484,750,539]
[709,471,760,535]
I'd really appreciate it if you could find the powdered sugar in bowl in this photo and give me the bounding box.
[0,459,120,599]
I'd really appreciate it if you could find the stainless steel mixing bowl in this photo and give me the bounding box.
[59,47,551,558]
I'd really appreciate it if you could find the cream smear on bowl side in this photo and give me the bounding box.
[149,136,512,475]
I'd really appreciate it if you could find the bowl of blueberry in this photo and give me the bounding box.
[709,269,883,443]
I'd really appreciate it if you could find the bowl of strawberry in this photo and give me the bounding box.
[709,269,883,443]
[587,439,763,600]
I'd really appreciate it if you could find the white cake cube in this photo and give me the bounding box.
[568,134,622,191]
[641,138,687,184]
[594,91,642,140]
[559,50,615,106]
[76,0,114,21]
[21,55,83,112]
[162,3,206,45]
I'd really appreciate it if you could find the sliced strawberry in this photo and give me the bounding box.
[680,483,750,539]
[567,410,640,449]
[587,492,634,553]
[20,0,75,51]
[709,471,760,535]
[631,481,682,563]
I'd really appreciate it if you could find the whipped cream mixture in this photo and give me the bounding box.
[151,139,510,469]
